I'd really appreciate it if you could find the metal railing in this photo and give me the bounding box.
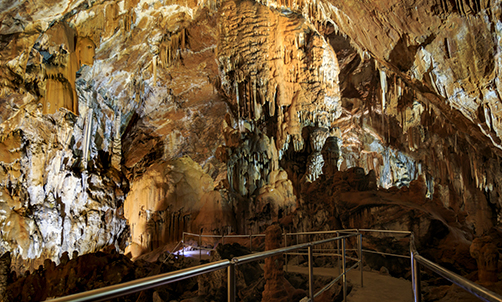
[344,229,502,302]
[46,228,502,302]
[181,229,363,266]
[281,229,362,287]
[409,233,502,302]
[302,229,502,302]
[343,229,412,259]
[47,232,362,302]
[228,233,362,301]
[180,232,266,261]
[46,260,230,302]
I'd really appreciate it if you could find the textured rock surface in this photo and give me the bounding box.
[470,236,500,284]
[124,156,234,257]
[0,109,128,273]
[0,0,502,290]
[3,247,200,302]
[261,224,300,302]
[198,243,264,301]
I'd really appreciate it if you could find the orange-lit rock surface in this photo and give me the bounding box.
[470,236,500,284]
[261,224,299,302]
[0,0,501,289]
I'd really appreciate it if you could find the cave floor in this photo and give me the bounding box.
[284,264,413,302]
[178,250,413,301]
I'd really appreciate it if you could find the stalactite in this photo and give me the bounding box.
[111,111,122,170]
[247,79,252,119]
[82,109,93,169]
[161,28,187,68]
[380,69,387,112]
[236,81,242,128]
[181,28,186,49]
[152,55,157,86]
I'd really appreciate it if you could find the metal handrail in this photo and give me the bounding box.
[362,248,410,259]
[337,229,502,302]
[183,229,411,283]
[233,234,354,265]
[182,232,263,260]
[409,234,502,302]
[286,229,355,236]
[46,228,502,302]
[182,230,364,301]
[357,229,411,235]
[46,233,362,302]
[183,232,265,238]
[46,260,231,302]
[229,233,361,302]
[182,229,365,258]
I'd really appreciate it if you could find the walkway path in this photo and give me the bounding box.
[179,248,413,302]
[285,264,413,302]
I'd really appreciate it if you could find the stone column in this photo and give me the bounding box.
[261,224,295,302]
[470,236,499,284]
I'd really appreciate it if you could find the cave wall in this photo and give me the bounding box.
[0,0,501,267]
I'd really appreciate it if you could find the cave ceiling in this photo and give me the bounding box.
[0,0,502,267]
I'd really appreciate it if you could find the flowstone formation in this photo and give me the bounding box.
[0,108,128,273]
[0,10,131,271]
[0,0,502,293]
[218,0,342,184]
[36,21,96,115]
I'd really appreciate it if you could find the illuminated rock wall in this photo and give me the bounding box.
[0,0,501,269]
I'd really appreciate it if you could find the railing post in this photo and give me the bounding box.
[308,244,314,300]
[411,251,421,302]
[358,232,363,287]
[336,231,340,276]
[249,235,252,252]
[342,237,347,302]
[228,263,236,302]
[222,232,225,245]
[182,232,185,256]
[199,232,202,262]
[284,233,288,272]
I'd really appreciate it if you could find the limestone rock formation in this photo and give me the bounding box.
[36,21,96,115]
[261,224,300,302]
[0,0,502,293]
[124,156,235,257]
[0,109,128,273]
[198,243,263,301]
[470,236,500,284]
[3,247,200,302]
[217,0,342,184]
